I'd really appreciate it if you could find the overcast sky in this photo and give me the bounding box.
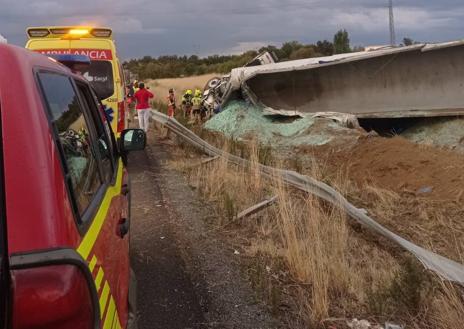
[1,0,463,60]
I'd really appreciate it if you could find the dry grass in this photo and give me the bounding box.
[167,135,464,329]
[348,182,464,264]
[431,282,464,329]
[271,178,350,322]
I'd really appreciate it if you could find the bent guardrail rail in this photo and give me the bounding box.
[151,110,464,286]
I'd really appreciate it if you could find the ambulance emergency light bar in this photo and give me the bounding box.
[27,27,112,39]
[47,54,91,74]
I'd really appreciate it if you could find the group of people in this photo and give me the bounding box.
[161,87,206,122]
[167,88,203,121]
[181,89,204,122]
[126,80,206,134]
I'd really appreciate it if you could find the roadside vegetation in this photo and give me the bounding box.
[162,129,464,329]
[124,29,356,80]
[126,28,419,82]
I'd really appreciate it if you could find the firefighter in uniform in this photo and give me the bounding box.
[167,88,176,118]
[182,89,193,119]
[192,89,203,123]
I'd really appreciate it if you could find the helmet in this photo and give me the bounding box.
[195,89,202,97]
[133,80,139,87]
[186,89,193,95]
[169,88,174,93]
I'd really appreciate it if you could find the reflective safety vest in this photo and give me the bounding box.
[192,96,202,108]
[182,94,193,106]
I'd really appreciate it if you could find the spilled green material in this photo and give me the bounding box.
[402,117,464,153]
[205,100,353,147]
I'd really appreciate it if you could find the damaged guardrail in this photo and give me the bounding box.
[151,110,464,286]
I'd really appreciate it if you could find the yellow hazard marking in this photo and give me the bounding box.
[103,297,116,329]
[77,161,123,259]
[99,282,110,320]
[112,314,122,329]
[95,267,104,292]
[74,162,124,327]
[93,270,121,327]
[89,255,97,273]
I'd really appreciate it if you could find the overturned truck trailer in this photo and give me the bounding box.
[220,41,464,119]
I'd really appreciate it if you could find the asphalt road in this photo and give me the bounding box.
[128,147,206,329]
[127,138,278,329]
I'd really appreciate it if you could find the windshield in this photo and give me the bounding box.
[81,61,114,100]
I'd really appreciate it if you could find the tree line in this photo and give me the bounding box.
[124,29,356,80]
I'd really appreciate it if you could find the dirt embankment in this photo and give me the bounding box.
[333,136,464,200]
[300,136,464,262]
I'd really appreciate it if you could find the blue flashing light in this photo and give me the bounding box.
[104,106,114,123]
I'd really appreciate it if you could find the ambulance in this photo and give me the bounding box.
[25,26,127,134]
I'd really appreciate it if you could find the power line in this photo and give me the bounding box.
[389,0,396,46]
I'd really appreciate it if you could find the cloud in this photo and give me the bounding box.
[1,0,463,59]
[329,6,460,32]
[209,41,277,56]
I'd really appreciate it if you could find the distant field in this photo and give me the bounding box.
[145,74,219,105]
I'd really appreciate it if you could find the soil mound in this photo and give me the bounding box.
[343,136,464,200]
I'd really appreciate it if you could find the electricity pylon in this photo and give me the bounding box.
[389,0,396,46]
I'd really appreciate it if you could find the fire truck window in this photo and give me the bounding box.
[76,82,115,183]
[81,61,114,100]
[38,72,102,217]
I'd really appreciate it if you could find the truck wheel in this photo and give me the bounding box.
[204,77,221,91]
